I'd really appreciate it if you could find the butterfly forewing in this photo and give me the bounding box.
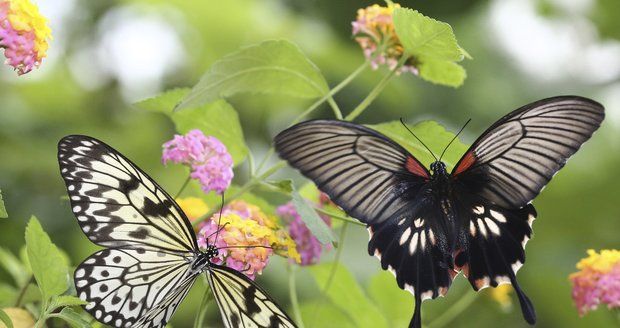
[58,135,197,252]
[74,248,197,327]
[207,264,297,328]
[275,120,429,225]
[452,96,605,208]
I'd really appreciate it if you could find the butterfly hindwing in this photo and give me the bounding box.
[74,248,197,328]
[275,120,430,225]
[58,135,197,252]
[452,96,605,208]
[133,275,197,328]
[207,263,297,328]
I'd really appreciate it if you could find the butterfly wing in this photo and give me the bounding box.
[58,135,197,252]
[207,263,297,328]
[74,248,197,327]
[133,273,197,328]
[452,96,605,208]
[275,120,430,225]
[450,96,604,324]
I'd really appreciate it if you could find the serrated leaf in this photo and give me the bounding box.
[49,295,87,310]
[0,189,7,218]
[176,40,329,110]
[0,248,27,287]
[369,120,469,169]
[25,216,69,301]
[393,8,463,62]
[0,308,13,328]
[292,190,335,245]
[309,263,388,328]
[367,271,413,327]
[137,91,248,166]
[54,307,91,328]
[418,59,466,87]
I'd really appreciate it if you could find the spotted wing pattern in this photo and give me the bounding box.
[207,264,297,328]
[133,275,197,328]
[275,120,429,225]
[58,135,197,252]
[452,96,605,208]
[74,248,196,328]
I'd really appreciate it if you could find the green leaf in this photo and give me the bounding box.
[299,300,355,328]
[25,216,69,301]
[0,309,13,328]
[49,295,87,311]
[0,248,27,287]
[53,307,90,328]
[265,179,293,194]
[393,8,468,87]
[309,263,388,328]
[393,8,463,62]
[367,271,413,327]
[369,120,469,169]
[418,59,466,88]
[292,190,335,245]
[137,90,248,166]
[0,189,7,218]
[176,40,329,110]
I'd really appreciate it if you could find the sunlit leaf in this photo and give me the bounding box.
[0,308,13,328]
[176,40,329,110]
[369,120,469,169]
[309,263,389,328]
[0,189,7,219]
[48,295,87,311]
[25,216,69,301]
[292,190,335,244]
[0,248,27,287]
[265,179,293,194]
[299,300,355,328]
[137,91,248,165]
[418,59,466,88]
[54,307,90,328]
[0,308,33,328]
[367,271,413,327]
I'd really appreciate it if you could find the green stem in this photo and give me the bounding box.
[14,275,33,307]
[194,286,213,328]
[426,291,478,328]
[344,55,409,121]
[174,176,192,199]
[287,264,306,328]
[313,207,364,227]
[326,97,343,120]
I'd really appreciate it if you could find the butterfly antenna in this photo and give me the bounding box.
[439,118,471,162]
[400,118,438,161]
[213,193,225,246]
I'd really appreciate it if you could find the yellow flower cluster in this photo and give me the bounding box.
[176,197,209,222]
[488,284,513,310]
[5,0,51,57]
[574,249,620,273]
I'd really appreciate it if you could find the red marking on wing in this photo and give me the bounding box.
[453,151,476,176]
[406,156,429,178]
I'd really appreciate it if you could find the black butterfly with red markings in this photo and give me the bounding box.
[274,96,604,327]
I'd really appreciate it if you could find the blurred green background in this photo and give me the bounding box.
[1,0,619,327]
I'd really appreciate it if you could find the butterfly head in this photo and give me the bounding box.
[430,161,447,177]
[205,245,219,260]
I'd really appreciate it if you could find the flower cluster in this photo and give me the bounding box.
[0,0,51,75]
[277,195,332,266]
[487,284,513,310]
[162,129,233,194]
[351,2,416,74]
[175,197,209,223]
[570,249,620,316]
[195,200,300,280]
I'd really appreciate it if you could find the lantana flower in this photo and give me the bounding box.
[162,129,233,194]
[487,284,513,311]
[0,0,51,75]
[176,197,209,224]
[277,195,333,266]
[570,249,620,316]
[196,200,300,280]
[351,2,416,74]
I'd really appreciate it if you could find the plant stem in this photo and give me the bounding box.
[287,264,306,328]
[326,97,343,120]
[174,176,192,199]
[194,285,213,328]
[426,291,478,328]
[313,207,364,226]
[344,55,409,121]
[14,275,33,307]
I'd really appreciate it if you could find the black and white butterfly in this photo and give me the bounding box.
[274,96,604,327]
[58,135,297,328]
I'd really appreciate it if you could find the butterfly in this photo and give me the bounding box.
[274,96,604,327]
[58,135,297,328]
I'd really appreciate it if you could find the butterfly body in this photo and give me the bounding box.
[274,96,604,328]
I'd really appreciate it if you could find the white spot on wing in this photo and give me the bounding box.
[409,232,419,254]
[404,283,415,295]
[469,221,476,236]
[421,290,434,300]
[477,219,488,237]
[484,217,501,236]
[420,232,427,250]
[414,218,424,228]
[512,261,523,273]
[473,205,484,215]
[400,227,411,245]
[528,214,536,227]
[398,218,406,226]
[490,209,507,223]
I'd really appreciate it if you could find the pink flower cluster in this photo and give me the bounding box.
[570,249,620,316]
[277,201,332,266]
[162,129,233,194]
[0,0,51,75]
